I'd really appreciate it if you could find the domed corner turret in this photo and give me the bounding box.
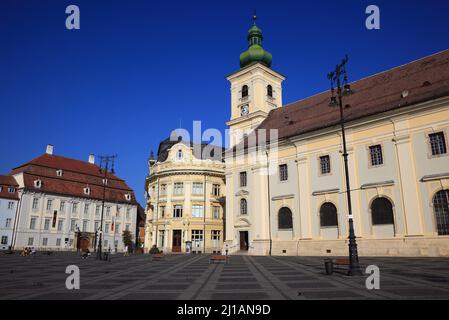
[239,15,272,69]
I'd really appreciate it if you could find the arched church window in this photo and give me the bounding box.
[320,202,338,227]
[267,85,273,97]
[371,197,394,225]
[278,207,293,229]
[242,85,248,98]
[433,190,449,235]
[240,198,247,215]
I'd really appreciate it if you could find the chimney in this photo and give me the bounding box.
[88,154,95,164]
[46,144,54,155]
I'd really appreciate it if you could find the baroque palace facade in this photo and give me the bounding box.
[6,145,138,252]
[224,18,449,256]
[144,138,225,253]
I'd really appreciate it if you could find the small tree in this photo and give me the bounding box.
[122,230,133,250]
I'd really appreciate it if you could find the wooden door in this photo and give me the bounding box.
[79,238,90,251]
[239,231,248,251]
[172,230,182,252]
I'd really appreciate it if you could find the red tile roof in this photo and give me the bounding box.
[237,49,449,149]
[10,154,137,205]
[0,175,19,200]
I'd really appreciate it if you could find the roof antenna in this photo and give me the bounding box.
[253,9,257,24]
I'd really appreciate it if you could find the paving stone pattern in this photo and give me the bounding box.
[1,253,449,300]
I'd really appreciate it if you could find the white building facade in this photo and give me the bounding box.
[9,145,138,252]
[0,176,19,250]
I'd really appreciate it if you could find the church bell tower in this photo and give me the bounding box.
[226,15,285,147]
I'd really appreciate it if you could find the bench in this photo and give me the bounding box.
[152,253,165,261]
[334,258,350,266]
[209,255,228,264]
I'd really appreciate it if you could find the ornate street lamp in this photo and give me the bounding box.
[96,155,117,260]
[327,55,362,276]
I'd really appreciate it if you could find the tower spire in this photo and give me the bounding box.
[239,14,272,68]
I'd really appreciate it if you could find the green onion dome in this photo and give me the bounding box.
[239,16,272,68]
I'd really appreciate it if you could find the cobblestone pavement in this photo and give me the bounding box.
[1,253,449,300]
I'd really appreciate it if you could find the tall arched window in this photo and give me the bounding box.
[267,85,273,97]
[242,85,248,98]
[433,190,449,235]
[240,198,247,215]
[371,197,394,225]
[320,203,338,227]
[278,207,293,230]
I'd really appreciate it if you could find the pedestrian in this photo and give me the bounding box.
[124,245,129,256]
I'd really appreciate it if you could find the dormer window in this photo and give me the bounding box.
[125,193,132,201]
[242,85,248,98]
[56,169,63,177]
[34,179,42,188]
[267,85,273,97]
[102,179,108,186]
[8,187,15,193]
[176,150,183,161]
[83,187,91,195]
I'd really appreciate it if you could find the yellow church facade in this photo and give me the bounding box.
[224,18,449,257]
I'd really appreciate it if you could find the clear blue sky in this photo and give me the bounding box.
[1,0,449,205]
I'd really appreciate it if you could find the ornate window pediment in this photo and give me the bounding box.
[235,189,249,197]
[234,217,251,228]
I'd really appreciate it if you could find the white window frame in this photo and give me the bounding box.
[57,219,64,231]
[32,198,39,210]
[191,204,204,218]
[192,182,204,195]
[82,220,88,232]
[212,184,220,196]
[213,206,220,219]
[173,205,183,218]
[30,217,37,230]
[173,183,184,195]
[60,201,66,212]
[44,218,50,230]
[46,199,53,211]
[84,203,90,216]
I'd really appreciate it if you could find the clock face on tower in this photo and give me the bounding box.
[240,105,249,116]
